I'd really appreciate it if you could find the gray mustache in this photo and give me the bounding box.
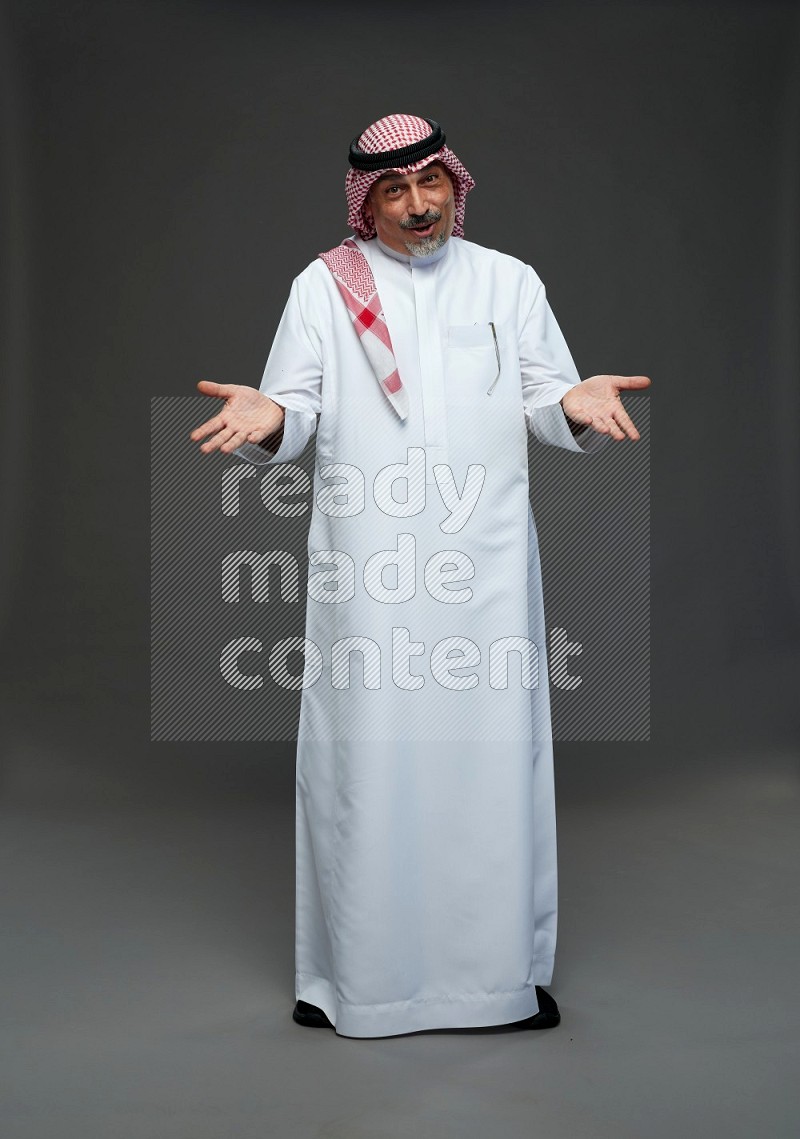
[399,210,442,230]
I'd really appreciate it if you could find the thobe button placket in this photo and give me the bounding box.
[411,264,449,485]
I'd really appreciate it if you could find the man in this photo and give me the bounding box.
[191,114,650,1039]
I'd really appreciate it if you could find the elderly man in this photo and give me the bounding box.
[191,114,650,1039]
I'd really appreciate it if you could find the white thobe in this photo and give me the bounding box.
[235,234,606,1038]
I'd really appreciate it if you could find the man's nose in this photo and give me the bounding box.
[406,185,429,217]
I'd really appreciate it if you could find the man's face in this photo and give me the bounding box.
[364,162,455,257]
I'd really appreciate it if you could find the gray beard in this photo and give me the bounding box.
[404,230,447,257]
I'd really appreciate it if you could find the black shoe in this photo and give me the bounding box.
[292,999,334,1029]
[519,985,561,1030]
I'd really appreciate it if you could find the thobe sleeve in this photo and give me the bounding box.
[518,266,609,455]
[233,274,323,467]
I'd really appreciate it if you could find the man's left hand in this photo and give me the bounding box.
[561,375,651,441]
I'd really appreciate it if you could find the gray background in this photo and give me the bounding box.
[1,1,798,1136]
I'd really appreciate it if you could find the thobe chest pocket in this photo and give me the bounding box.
[445,323,503,405]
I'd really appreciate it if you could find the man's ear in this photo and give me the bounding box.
[363,196,373,221]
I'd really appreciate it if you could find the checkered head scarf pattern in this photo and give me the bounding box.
[318,237,410,420]
[345,114,475,240]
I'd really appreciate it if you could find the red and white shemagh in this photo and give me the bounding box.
[318,237,409,420]
[344,113,475,241]
[318,114,475,421]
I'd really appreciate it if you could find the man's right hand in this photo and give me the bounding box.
[190,381,286,454]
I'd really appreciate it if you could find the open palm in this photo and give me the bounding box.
[190,380,286,454]
[561,374,651,441]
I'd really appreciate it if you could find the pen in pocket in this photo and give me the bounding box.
[486,322,501,394]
